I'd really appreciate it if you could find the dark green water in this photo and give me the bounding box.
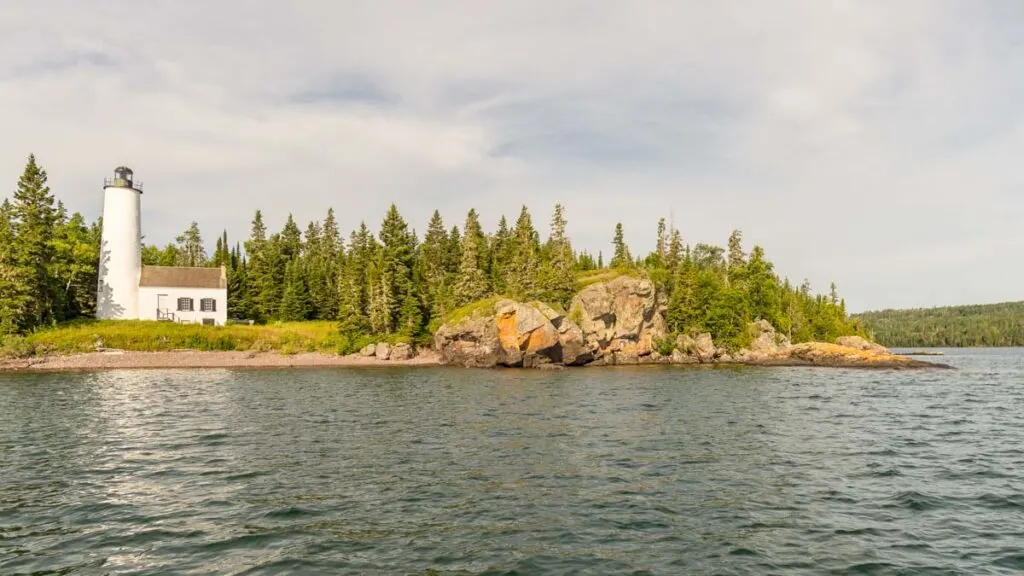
[1,350,1022,575]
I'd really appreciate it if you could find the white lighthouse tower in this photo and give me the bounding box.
[96,166,143,320]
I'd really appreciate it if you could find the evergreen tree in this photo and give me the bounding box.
[0,199,29,334]
[665,228,683,271]
[50,211,99,320]
[745,246,781,326]
[454,209,489,306]
[726,229,746,287]
[489,215,512,293]
[505,206,540,299]
[375,204,416,333]
[11,154,57,329]
[337,223,374,335]
[280,214,303,261]
[651,217,667,267]
[279,259,311,321]
[419,210,452,317]
[539,204,575,306]
[175,222,206,267]
[610,223,632,269]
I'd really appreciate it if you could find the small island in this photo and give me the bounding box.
[1,155,948,370]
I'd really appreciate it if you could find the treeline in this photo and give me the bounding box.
[2,154,862,351]
[155,202,861,351]
[0,155,101,334]
[857,302,1024,347]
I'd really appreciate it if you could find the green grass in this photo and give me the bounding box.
[426,296,507,334]
[573,268,642,290]
[4,320,350,358]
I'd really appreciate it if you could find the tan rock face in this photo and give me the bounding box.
[390,343,414,361]
[835,335,889,355]
[569,275,667,361]
[375,342,392,361]
[359,344,377,357]
[434,276,668,368]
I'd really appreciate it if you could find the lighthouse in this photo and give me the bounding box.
[96,166,143,320]
[94,166,228,325]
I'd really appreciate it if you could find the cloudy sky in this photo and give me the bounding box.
[2,1,1022,312]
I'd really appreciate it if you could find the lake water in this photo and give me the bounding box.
[1,350,1022,575]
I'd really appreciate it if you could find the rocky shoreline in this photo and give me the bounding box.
[432,276,952,370]
[1,276,952,373]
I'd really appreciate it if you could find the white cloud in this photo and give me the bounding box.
[1,0,1022,311]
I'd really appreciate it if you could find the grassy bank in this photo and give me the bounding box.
[0,320,373,358]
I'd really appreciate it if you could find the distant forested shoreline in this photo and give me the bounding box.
[856,302,1024,347]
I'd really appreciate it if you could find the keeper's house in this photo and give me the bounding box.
[137,266,227,326]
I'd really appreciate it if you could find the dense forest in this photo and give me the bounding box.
[1,154,862,351]
[857,302,1024,347]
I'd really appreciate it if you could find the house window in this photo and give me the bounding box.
[200,298,217,312]
[177,297,194,312]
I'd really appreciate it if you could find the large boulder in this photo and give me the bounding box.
[390,343,414,361]
[556,319,592,366]
[836,335,889,355]
[496,300,559,361]
[736,319,792,361]
[692,332,717,363]
[568,275,667,361]
[433,300,564,367]
[375,342,392,361]
[433,313,507,368]
[359,343,377,357]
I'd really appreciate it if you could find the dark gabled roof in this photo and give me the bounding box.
[139,266,226,289]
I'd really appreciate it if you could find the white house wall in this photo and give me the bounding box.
[138,287,228,326]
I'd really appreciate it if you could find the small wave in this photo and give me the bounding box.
[883,490,946,511]
[977,493,1024,510]
[993,553,1024,570]
[728,547,759,556]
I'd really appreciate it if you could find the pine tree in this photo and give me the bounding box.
[610,223,632,269]
[489,215,512,293]
[376,204,416,333]
[505,206,539,299]
[665,228,683,271]
[666,253,699,332]
[652,217,667,267]
[419,210,452,317]
[745,246,781,326]
[338,223,374,335]
[50,211,99,320]
[279,259,310,321]
[454,209,489,306]
[245,210,279,321]
[11,154,57,329]
[539,204,575,306]
[175,222,207,267]
[280,214,303,261]
[0,199,29,334]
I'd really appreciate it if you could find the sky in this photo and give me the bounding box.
[2,0,1022,313]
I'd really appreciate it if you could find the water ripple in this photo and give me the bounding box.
[1,350,1022,574]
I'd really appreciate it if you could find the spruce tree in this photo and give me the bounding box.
[505,206,539,299]
[11,154,57,329]
[280,214,303,261]
[539,204,575,306]
[419,210,452,317]
[279,259,310,321]
[489,215,512,293]
[726,229,746,287]
[376,204,416,333]
[174,222,207,267]
[610,223,632,269]
[665,228,683,271]
[454,209,489,306]
[0,199,29,334]
[338,223,375,335]
[50,211,99,320]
